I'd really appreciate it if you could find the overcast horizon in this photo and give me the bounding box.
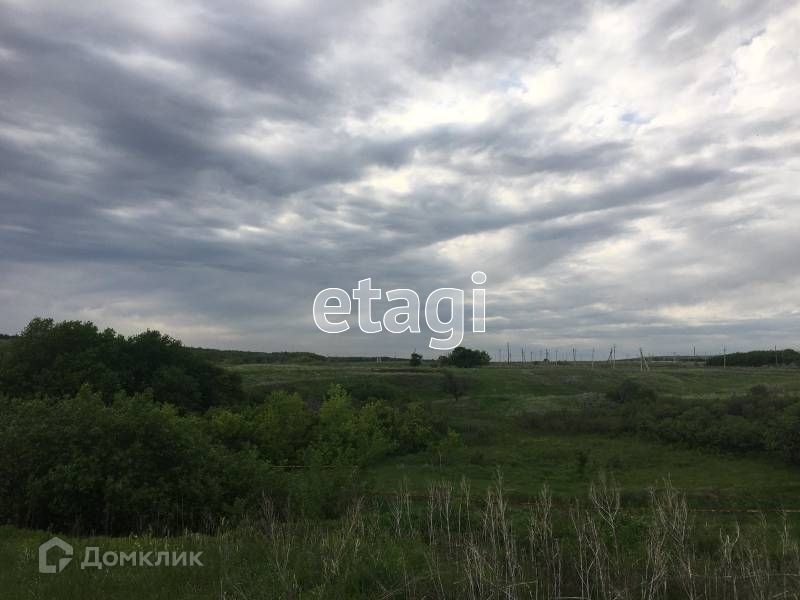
[1,0,799,358]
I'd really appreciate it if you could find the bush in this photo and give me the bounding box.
[304,385,395,466]
[428,429,462,465]
[206,390,315,465]
[442,370,467,401]
[0,387,272,533]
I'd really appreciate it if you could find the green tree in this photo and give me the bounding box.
[446,346,491,368]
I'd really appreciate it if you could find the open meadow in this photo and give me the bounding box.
[234,360,800,508]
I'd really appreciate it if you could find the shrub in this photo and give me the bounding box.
[304,385,395,466]
[442,370,467,401]
[249,391,315,463]
[0,386,272,533]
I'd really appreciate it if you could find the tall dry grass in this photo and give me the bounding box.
[218,474,800,599]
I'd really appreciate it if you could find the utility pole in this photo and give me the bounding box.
[507,342,510,365]
[591,347,595,369]
[639,348,650,372]
[573,347,577,364]
[723,346,727,369]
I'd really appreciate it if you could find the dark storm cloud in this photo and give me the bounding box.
[1,0,798,355]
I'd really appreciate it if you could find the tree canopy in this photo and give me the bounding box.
[439,346,491,368]
[0,317,243,411]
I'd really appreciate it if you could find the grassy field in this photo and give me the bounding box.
[233,361,800,507]
[4,360,800,598]
[236,360,800,403]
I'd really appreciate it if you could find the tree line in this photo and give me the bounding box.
[706,349,800,367]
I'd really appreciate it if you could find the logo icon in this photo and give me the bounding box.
[38,537,73,574]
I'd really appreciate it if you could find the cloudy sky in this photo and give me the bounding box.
[1,0,799,358]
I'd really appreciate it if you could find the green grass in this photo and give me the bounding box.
[234,361,800,403]
[0,527,220,600]
[233,361,447,403]
[367,433,800,509]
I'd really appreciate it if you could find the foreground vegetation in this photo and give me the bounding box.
[4,476,800,599]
